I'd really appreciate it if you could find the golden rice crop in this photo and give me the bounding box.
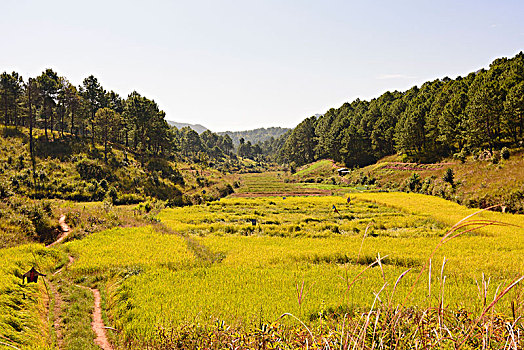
[64,226,196,274]
[0,244,62,349]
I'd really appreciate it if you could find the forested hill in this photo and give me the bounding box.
[219,127,290,145]
[278,52,524,167]
[167,120,208,134]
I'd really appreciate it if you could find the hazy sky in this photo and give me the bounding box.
[1,1,523,131]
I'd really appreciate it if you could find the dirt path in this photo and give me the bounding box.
[49,256,74,349]
[90,288,113,350]
[47,214,71,247]
[74,284,114,350]
[48,282,63,349]
[46,215,114,350]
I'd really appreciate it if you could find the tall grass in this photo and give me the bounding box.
[0,244,62,349]
[93,195,524,348]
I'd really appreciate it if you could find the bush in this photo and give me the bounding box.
[0,181,12,199]
[407,173,422,192]
[100,179,109,191]
[420,178,433,195]
[453,149,467,163]
[114,193,144,205]
[217,183,234,197]
[501,147,510,160]
[76,158,107,180]
[145,158,183,184]
[18,200,57,243]
[443,168,454,185]
[107,187,118,203]
[491,151,501,164]
[504,189,523,213]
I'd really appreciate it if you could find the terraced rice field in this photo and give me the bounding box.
[85,192,521,347]
[1,173,522,349]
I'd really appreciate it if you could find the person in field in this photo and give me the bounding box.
[332,205,340,214]
[347,196,351,204]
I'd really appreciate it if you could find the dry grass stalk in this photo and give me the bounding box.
[403,205,517,306]
[356,222,373,264]
[457,275,524,349]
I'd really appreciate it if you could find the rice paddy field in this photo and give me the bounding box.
[0,244,63,349]
[61,177,523,348]
[1,172,523,349]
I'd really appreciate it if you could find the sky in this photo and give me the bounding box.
[1,0,523,132]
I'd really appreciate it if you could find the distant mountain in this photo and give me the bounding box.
[167,120,209,134]
[219,127,291,145]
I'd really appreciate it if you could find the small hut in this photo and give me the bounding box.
[22,267,46,284]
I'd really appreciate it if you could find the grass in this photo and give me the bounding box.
[344,150,524,213]
[63,226,196,275]
[294,159,337,177]
[91,195,523,347]
[0,244,63,350]
[1,165,522,348]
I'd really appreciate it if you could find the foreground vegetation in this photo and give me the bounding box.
[58,190,523,348]
[1,52,524,349]
[0,171,522,349]
[0,244,63,349]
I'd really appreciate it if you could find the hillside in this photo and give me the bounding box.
[277,52,524,168]
[219,126,290,145]
[0,127,241,247]
[290,151,524,213]
[166,120,209,134]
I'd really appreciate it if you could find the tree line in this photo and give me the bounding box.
[278,52,524,167]
[0,69,235,162]
[219,127,290,146]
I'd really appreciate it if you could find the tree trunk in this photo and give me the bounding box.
[3,94,8,136]
[70,105,75,136]
[104,139,108,163]
[14,101,19,128]
[91,111,95,147]
[28,81,37,192]
[60,106,64,138]
[50,104,55,141]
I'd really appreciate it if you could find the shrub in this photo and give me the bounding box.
[501,147,510,160]
[504,189,523,213]
[443,168,454,185]
[196,177,209,187]
[115,193,144,205]
[453,149,467,163]
[407,173,422,192]
[107,186,118,203]
[217,183,234,197]
[146,158,178,178]
[100,179,109,191]
[420,177,433,195]
[491,151,501,164]
[0,181,12,199]
[76,158,107,180]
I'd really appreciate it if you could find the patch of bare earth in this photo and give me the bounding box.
[47,214,71,247]
[231,191,330,197]
[91,288,113,350]
[49,256,74,349]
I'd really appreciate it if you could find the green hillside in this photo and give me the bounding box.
[277,52,524,168]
